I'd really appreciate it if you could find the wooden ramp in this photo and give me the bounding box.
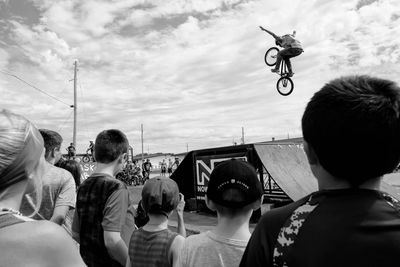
[254,143,400,201]
[255,143,317,201]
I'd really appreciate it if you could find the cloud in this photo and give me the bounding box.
[1,0,400,154]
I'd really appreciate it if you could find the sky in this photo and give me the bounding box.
[0,0,399,154]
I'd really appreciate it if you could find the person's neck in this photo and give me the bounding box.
[46,157,55,165]
[143,214,169,231]
[93,163,117,177]
[0,180,28,211]
[213,211,252,240]
[315,167,382,191]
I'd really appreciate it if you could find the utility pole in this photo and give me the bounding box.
[73,60,78,147]
[241,126,245,144]
[141,124,144,164]
[186,143,188,152]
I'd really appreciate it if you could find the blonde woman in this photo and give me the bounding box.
[0,110,85,267]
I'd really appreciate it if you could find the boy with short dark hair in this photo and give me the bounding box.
[72,129,132,267]
[240,76,400,267]
[178,159,263,267]
[126,177,185,267]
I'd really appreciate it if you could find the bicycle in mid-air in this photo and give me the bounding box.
[264,47,294,96]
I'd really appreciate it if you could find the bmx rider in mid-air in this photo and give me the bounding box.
[260,26,303,77]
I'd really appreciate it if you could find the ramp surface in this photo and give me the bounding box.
[255,144,317,201]
[255,144,400,201]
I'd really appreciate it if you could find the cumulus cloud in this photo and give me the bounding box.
[1,0,399,153]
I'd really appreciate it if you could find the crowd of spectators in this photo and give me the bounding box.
[1,75,400,267]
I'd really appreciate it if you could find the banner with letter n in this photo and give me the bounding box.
[195,153,247,205]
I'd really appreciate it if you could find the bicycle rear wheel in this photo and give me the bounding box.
[264,47,279,66]
[276,77,294,96]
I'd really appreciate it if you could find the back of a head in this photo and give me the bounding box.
[302,75,400,186]
[94,129,129,163]
[141,178,180,217]
[39,129,62,159]
[0,110,44,196]
[207,159,263,215]
[56,159,81,187]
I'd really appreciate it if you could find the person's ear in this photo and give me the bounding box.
[205,195,216,211]
[304,141,318,165]
[118,153,127,164]
[251,195,264,211]
[50,147,57,159]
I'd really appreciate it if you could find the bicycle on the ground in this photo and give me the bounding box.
[82,152,94,163]
[264,47,294,96]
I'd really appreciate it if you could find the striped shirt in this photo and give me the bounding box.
[128,228,178,267]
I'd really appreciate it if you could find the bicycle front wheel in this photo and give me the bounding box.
[82,155,90,163]
[276,77,294,96]
[264,47,279,66]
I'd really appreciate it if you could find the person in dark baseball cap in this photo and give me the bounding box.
[207,159,264,209]
[178,159,263,267]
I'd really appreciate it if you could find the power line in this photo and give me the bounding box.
[0,70,72,107]
[58,110,74,132]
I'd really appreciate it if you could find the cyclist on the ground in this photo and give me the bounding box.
[142,159,152,181]
[66,143,76,160]
[86,141,94,155]
[259,26,303,77]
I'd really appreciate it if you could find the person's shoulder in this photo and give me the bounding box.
[258,198,309,228]
[98,174,127,191]
[0,220,84,266]
[9,220,74,250]
[27,220,68,237]
[183,232,209,247]
[50,164,74,179]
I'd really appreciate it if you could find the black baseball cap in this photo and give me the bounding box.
[206,159,263,208]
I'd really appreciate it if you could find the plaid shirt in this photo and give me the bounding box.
[75,174,127,267]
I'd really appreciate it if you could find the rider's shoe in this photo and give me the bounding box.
[271,68,279,74]
[287,72,294,77]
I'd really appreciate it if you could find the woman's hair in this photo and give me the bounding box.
[0,109,44,214]
[56,159,81,188]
